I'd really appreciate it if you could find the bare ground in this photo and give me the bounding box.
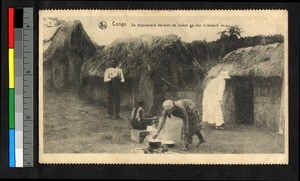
[43,90,284,154]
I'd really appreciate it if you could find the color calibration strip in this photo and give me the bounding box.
[8,7,34,167]
[8,7,16,167]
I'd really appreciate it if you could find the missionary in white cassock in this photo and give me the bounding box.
[202,71,231,130]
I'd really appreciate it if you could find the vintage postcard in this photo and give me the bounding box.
[39,10,288,164]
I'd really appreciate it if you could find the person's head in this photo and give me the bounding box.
[162,100,175,114]
[110,60,117,68]
[137,101,144,108]
[218,71,231,79]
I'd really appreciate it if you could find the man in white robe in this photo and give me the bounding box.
[202,71,231,129]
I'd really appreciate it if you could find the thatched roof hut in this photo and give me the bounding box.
[202,43,285,133]
[80,34,204,115]
[204,43,283,83]
[81,34,202,81]
[43,20,96,91]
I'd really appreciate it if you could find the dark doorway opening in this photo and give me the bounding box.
[234,77,254,124]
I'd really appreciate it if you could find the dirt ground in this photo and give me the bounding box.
[42,90,285,154]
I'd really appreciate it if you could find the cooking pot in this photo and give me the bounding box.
[148,139,161,149]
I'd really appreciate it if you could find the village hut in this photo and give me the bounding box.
[80,34,204,116]
[202,43,285,133]
[43,20,96,91]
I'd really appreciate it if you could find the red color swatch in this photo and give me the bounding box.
[8,8,14,48]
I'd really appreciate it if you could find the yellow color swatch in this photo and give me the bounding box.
[9,48,14,88]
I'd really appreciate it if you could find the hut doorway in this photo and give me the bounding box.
[234,77,254,124]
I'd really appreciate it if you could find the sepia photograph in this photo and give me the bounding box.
[39,10,288,164]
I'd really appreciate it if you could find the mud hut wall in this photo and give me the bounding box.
[51,59,68,90]
[120,79,135,109]
[68,54,85,91]
[149,77,167,116]
[52,57,82,90]
[137,73,155,115]
[81,76,140,112]
[195,87,205,118]
[81,75,156,111]
[43,61,53,90]
[80,76,105,105]
[253,77,282,131]
[44,21,96,91]
[68,56,76,86]
[176,91,198,104]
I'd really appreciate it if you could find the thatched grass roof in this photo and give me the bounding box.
[43,20,95,64]
[81,34,202,86]
[205,43,284,83]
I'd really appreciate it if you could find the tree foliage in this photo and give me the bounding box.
[218,25,243,40]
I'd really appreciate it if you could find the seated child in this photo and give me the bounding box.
[130,101,158,130]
